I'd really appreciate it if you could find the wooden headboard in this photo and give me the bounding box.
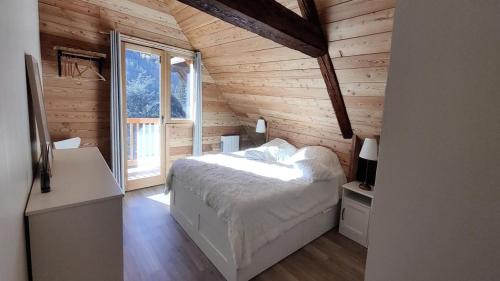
[348,135,363,182]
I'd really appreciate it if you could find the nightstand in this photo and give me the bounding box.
[339,181,375,247]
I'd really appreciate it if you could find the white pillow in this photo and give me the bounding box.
[286,146,346,182]
[261,138,297,161]
[244,138,297,162]
[243,148,271,161]
[293,159,335,182]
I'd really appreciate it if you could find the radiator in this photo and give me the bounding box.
[221,135,240,153]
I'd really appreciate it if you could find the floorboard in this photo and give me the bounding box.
[124,186,367,281]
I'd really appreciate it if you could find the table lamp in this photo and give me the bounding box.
[359,138,378,190]
[256,117,268,142]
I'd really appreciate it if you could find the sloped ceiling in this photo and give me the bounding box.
[163,0,395,168]
[39,0,395,171]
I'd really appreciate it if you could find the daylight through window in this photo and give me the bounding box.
[170,57,193,120]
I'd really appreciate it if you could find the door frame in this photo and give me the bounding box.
[121,42,167,191]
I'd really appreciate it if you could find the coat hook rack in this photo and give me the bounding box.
[54,46,106,78]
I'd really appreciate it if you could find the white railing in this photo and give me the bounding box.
[127,118,161,167]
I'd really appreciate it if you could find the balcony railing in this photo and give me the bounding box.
[127,118,161,169]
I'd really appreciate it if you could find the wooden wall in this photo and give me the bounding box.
[164,0,395,173]
[201,73,242,154]
[39,0,395,174]
[166,71,241,168]
[38,0,241,165]
[40,33,111,159]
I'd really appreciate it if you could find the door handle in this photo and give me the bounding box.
[341,207,345,220]
[161,115,165,125]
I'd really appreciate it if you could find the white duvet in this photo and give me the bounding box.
[166,152,345,267]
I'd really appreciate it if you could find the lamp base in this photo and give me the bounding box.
[359,183,372,191]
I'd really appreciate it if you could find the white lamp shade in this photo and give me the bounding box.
[359,138,378,161]
[256,118,266,133]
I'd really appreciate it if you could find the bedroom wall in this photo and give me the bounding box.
[167,70,241,168]
[164,0,395,174]
[38,0,241,166]
[0,1,41,280]
[365,1,500,280]
[200,72,242,153]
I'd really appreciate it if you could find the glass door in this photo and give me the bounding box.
[122,43,166,191]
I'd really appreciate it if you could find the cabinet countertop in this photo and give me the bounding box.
[25,147,123,216]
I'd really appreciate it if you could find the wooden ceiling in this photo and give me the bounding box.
[162,0,395,167]
[39,0,395,172]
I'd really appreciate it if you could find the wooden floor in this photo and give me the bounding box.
[124,186,367,281]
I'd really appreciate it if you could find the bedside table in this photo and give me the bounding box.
[339,181,375,247]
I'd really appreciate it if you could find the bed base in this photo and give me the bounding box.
[170,177,340,281]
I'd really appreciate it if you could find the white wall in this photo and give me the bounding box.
[0,1,40,280]
[365,1,500,281]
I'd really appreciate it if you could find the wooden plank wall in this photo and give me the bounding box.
[40,33,111,160]
[38,0,241,165]
[201,72,242,154]
[167,71,241,168]
[164,0,395,173]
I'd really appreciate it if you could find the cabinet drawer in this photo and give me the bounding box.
[339,197,370,247]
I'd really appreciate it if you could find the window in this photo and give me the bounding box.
[170,57,193,120]
[119,37,200,190]
[125,49,161,119]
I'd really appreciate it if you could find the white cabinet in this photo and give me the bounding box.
[25,147,124,281]
[339,181,374,247]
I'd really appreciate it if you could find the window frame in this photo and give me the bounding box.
[120,34,196,125]
[122,43,166,122]
[166,53,195,124]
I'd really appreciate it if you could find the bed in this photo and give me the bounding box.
[167,139,347,281]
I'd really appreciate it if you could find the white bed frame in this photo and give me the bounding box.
[170,176,340,281]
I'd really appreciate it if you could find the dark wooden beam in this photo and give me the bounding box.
[348,134,362,181]
[297,0,353,139]
[176,0,328,57]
